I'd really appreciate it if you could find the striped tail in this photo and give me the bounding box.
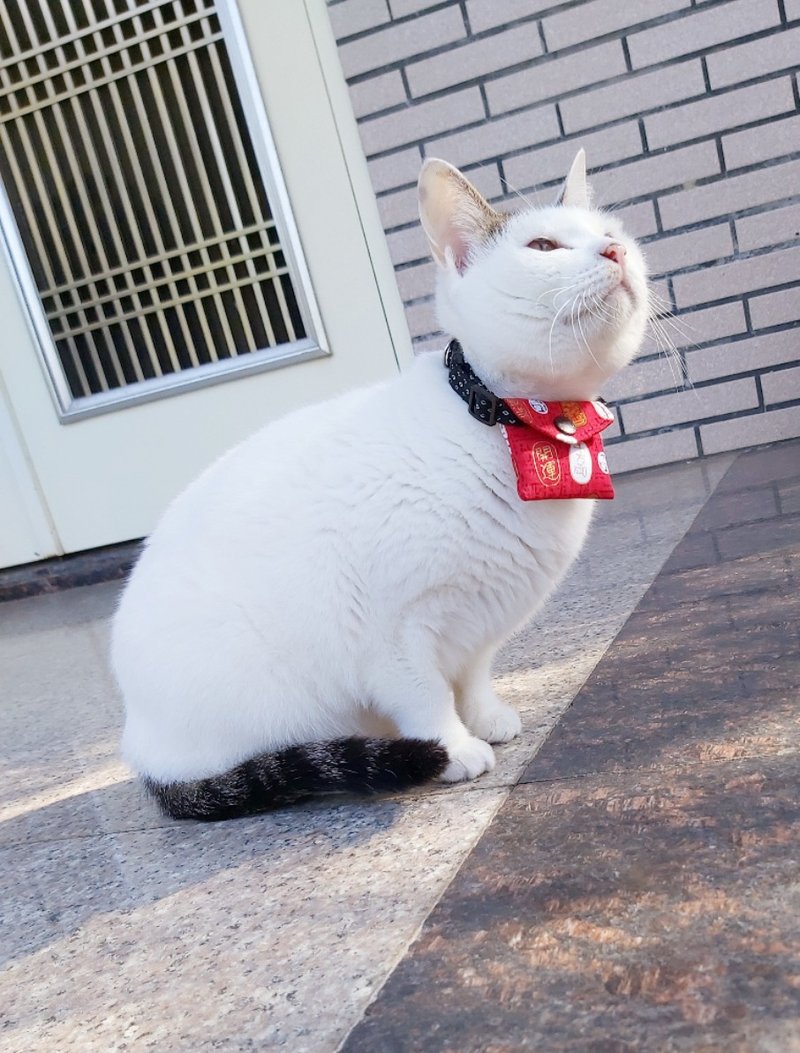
[143,737,449,821]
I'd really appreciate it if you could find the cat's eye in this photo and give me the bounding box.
[527,238,558,251]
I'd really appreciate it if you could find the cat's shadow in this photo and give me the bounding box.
[2,777,405,966]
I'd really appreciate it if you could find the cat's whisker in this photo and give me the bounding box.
[550,279,588,311]
[547,294,575,376]
[646,295,688,326]
[577,293,609,371]
[646,315,691,394]
[497,169,538,211]
[647,285,671,303]
[494,278,586,313]
[646,290,684,325]
[532,277,584,303]
[465,158,542,215]
[568,289,603,372]
[651,311,696,348]
[644,288,698,364]
[587,294,612,332]
[587,290,615,326]
[658,337,689,387]
[487,281,554,318]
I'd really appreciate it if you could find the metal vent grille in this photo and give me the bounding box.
[0,0,310,407]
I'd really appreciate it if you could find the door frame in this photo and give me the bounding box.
[0,0,414,568]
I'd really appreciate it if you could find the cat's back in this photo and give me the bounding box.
[131,353,473,562]
[118,350,582,613]
[114,363,433,627]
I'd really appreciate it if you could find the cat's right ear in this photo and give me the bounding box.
[555,149,591,209]
[418,159,501,274]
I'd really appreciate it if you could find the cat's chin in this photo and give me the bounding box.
[490,358,621,402]
[611,281,638,309]
[596,275,633,310]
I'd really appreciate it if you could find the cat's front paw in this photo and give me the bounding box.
[470,702,522,744]
[439,736,495,782]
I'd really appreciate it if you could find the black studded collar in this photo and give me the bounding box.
[444,339,525,427]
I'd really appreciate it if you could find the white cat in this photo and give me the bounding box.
[111,150,649,820]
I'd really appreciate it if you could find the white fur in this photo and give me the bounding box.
[112,153,649,786]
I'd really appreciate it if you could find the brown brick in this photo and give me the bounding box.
[762,364,800,405]
[627,0,781,69]
[359,87,484,155]
[406,23,542,98]
[749,286,800,330]
[614,200,660,240]
[424,105,560,168]
[542,0,685,51]
[328,0,391,40]
[502,121,643,198]
[560,60,706,134]
[707,24,800,89]
[671,301,748,350]
[672,246,800,308]
[604,356,684,402]
[377,184,419,230]
[722,114,800,170]
[349,71,407,119]
[606,428,698,473]
[701,403,800,454]
[687,329,800,382]
[642,223,734,278]
[404,297,439,338]
[659,159,800,228]
[620,377,759,432]
[736,203,800,252]
[601,142,721,206]
[466,0,549,34]
[645,78,796,149]
[389,0,452,16]
[485,40,627,116]
[386,224,429,266]
[368,148,422,194]
[395,261,436,302]
[338,7,466,78]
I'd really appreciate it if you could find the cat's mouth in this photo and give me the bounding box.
[604,275,639,310]
[560,280,633,323]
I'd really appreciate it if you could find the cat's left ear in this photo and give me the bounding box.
[555,149,592,209]
[418,159,502,274]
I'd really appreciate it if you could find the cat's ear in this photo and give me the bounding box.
[418,159,502,273]
[555,149,592,209]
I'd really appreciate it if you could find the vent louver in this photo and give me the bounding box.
[0,0,310,409]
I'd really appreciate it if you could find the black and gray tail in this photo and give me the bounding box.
[143,737,449,821]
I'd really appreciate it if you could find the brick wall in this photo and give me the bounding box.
[327,0,800,472]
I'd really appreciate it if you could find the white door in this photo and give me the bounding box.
[0,0,410,568]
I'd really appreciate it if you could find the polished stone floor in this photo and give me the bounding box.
[2,441,798,1052]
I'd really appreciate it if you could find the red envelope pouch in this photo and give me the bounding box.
[500,398,615,502]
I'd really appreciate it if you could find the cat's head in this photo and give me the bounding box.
[418,150,648,400]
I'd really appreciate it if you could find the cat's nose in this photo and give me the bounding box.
[601,242,626,266]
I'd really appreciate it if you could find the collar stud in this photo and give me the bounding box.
[554,415,577,436]
[468,383,499,426]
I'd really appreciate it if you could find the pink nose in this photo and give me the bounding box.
[602,242,626,266]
